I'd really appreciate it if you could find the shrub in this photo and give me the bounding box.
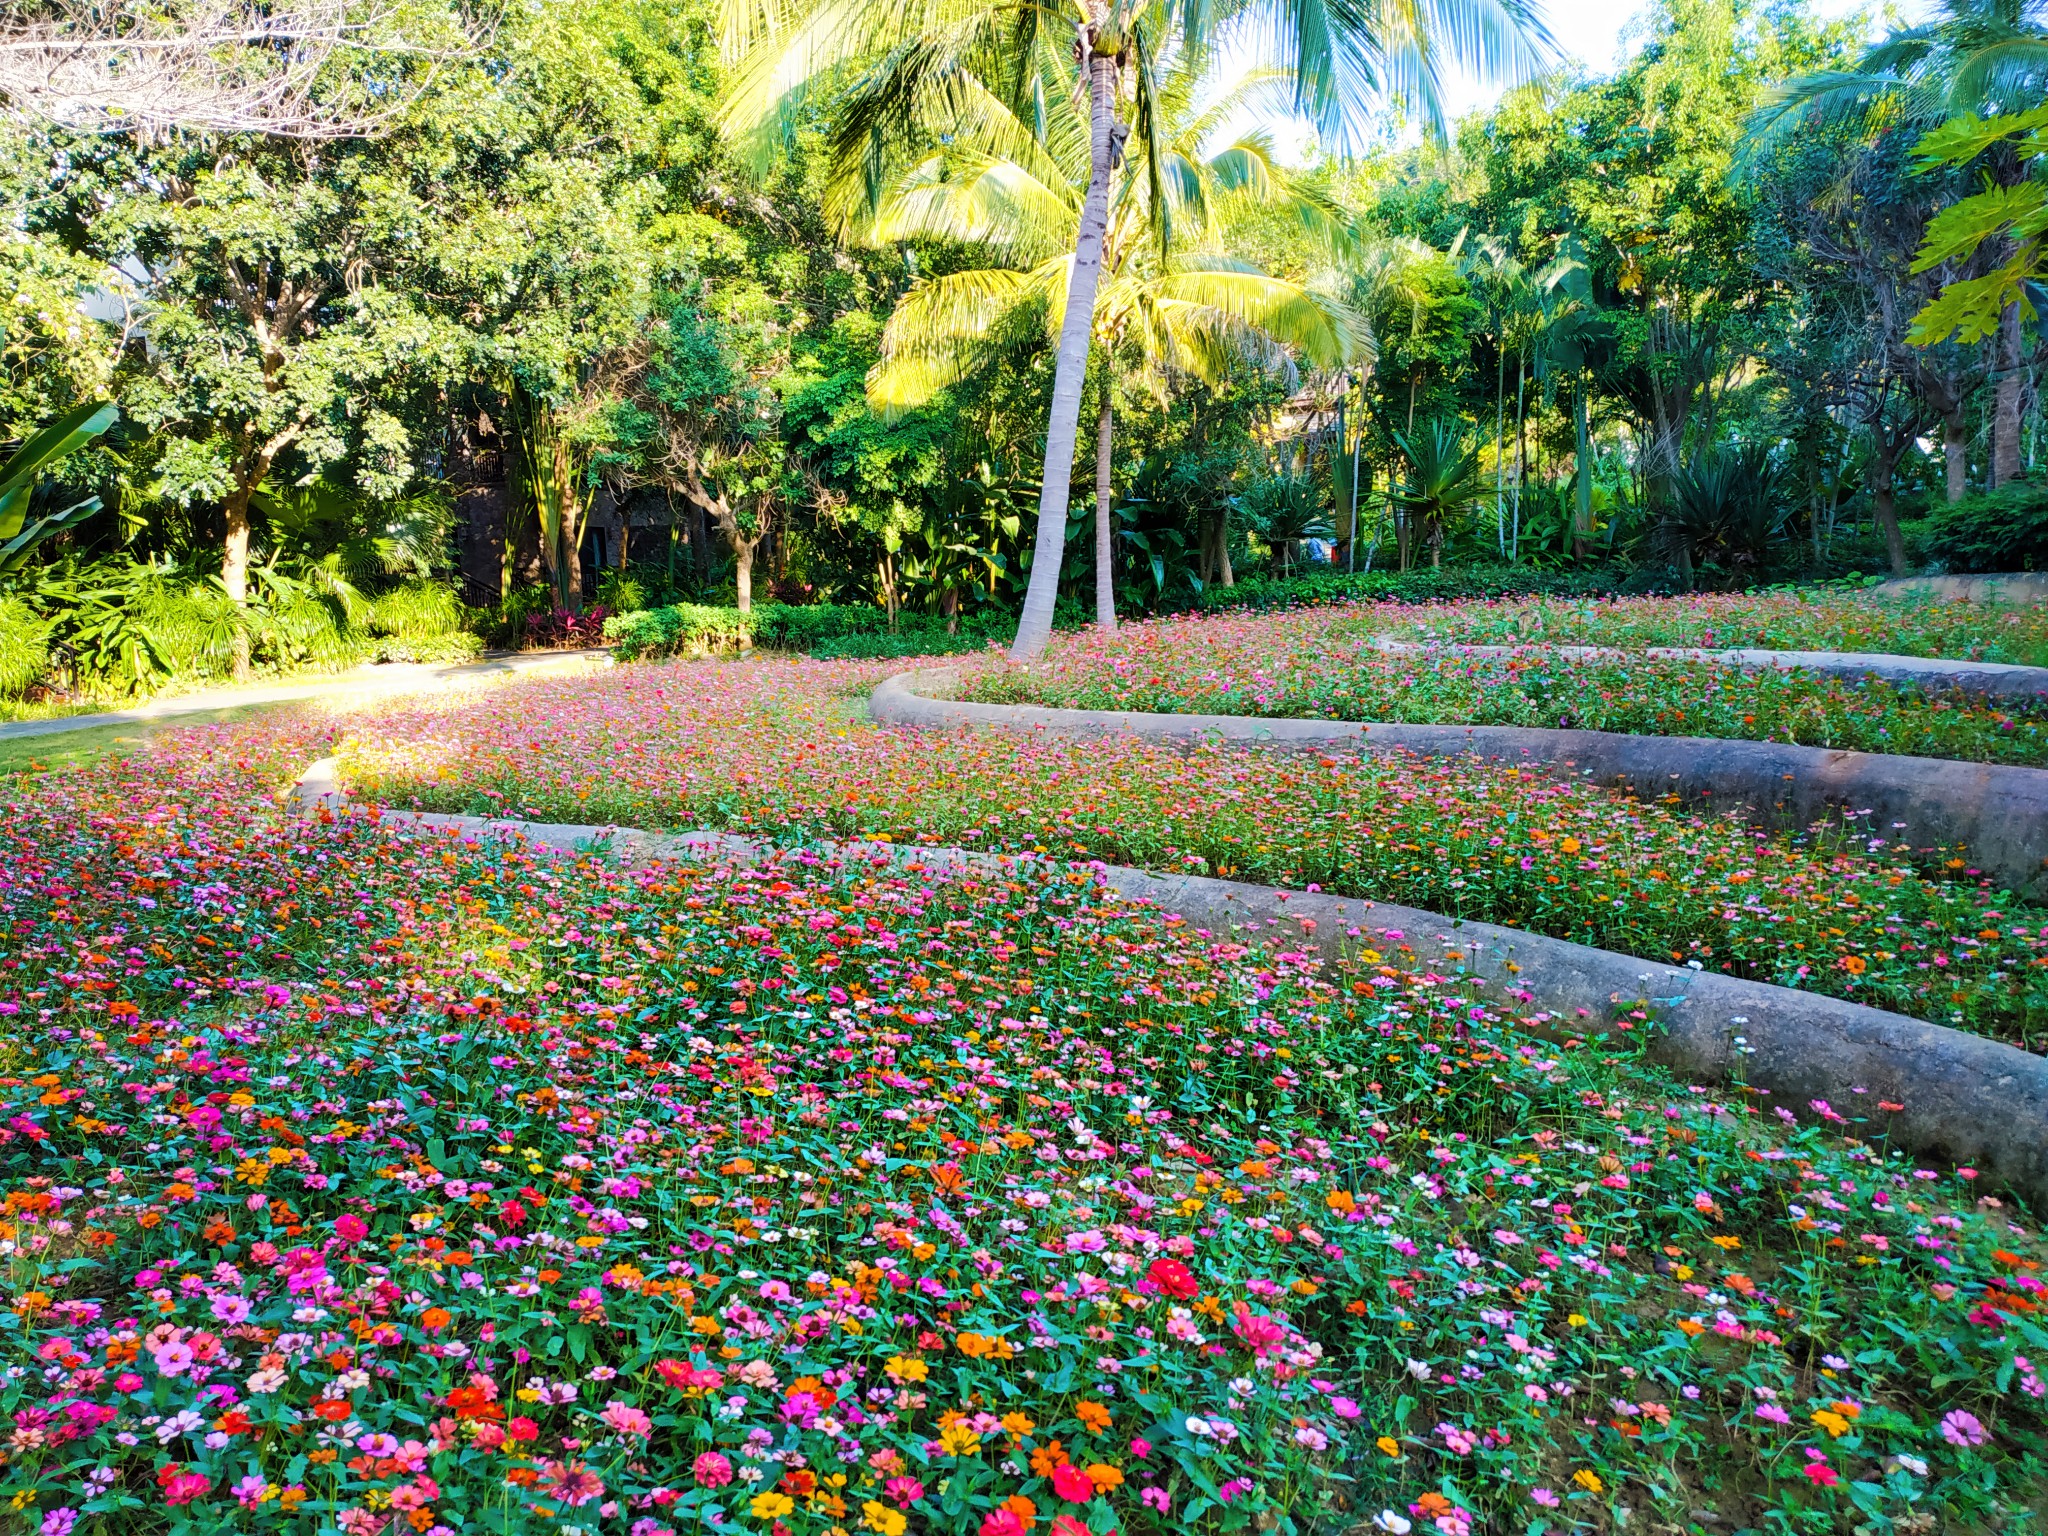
[1923,481,2048,573]
[371,631,484,665]
[367,580,468,641]
[0,596,51,696]
[750,602,893,650]
[1196,562,1633,613]
[806,629,1003,660]
[524,605,613,649]
[602,603,754,660]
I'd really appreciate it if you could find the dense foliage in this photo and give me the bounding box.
[1,0,2042,708]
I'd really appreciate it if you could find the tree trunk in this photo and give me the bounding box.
[1217,507,1234,587]
[1944,416,1968,502]
[1868,426,1911,577]
[223,483,253,681]
[1994,299,2025,488]
[1573,379,1593,562]
[1094,393,1115,632]
[1009,41,1122,661]
[735,541,754,613]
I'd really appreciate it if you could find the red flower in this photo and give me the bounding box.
[1051,1463,1097,1504]
[1146,1259,1198,1299]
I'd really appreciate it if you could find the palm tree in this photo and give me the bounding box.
[1390,418,1489,567]
[861,54,1362,632]
[721,0,1554,657]
[1749,0,2048,486]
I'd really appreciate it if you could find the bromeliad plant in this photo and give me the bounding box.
[0,737,2042,1534]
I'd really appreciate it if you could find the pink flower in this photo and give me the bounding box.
[542,1461,605,1508]
[1330,1396,1361,1419]
[1530,1489,1560,1508]
[334,1214,368,1244]
[883,1477,925,1507]
[1141,1487,1171,1514]
[979,1513,1027,1536]
[1940,1409,1988,1447]
[1051,1462,1096,1503]
[1129,1436,1152,1458]
[692,1452,734,1489]
[1802,1462,1839,1488]
[600,1400,652,1439]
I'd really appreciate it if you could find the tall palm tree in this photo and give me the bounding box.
[862,55,1362,631]
[721,0,1554,657]
[1749,0,2048,486]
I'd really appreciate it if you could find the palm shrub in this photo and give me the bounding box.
[0,595,52,697]
[1662,443,1791,582]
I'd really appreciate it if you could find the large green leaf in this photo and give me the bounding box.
[0,401,118,540]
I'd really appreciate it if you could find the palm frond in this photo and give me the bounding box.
[873,151,1079,259]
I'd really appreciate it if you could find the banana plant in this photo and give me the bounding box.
[0,401,118,576]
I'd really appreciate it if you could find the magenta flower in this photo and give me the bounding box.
[1940,1409,1988,1447]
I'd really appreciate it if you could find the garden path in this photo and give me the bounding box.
[0,646,612,741]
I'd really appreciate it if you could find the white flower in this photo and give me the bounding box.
[1405,1358,1430,1381]
[1375,1512,1412,1534]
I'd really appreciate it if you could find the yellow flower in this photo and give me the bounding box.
[1567,1313,1588,1327]
[884,1356,929,1383]
[1811,1409,1850,1438]
[1572,1469,1603,1494]
[1376,1436,1400,1457]
[750,1492,796,1520]
[862,1502,907,1536]
[938,1422,982,1457]
[1560,837,1582,854]
[1709,1235,1743,1251]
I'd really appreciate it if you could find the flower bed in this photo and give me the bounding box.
[319,659,2048,1049]
[958,611,2048,768]
[1387,591,2048,667]
[0,745,2043,1533]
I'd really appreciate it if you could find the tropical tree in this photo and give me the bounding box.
[859,53,1361,630]
[1752,0,2048,485]
[1389,418,1489,567]
[721,0,1552,656]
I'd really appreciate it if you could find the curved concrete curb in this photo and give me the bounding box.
[1371,636,2048,701]
[288,757,2048,1207]
[1877,573,2048,606]
[873,669,2048,902]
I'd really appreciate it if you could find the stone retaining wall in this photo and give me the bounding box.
[873,669,2048,901]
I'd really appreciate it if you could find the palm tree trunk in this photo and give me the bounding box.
[1009,42,1121,661]
[1094,392,1115,632]
[1573,378,1593,562]
[1994,299,2024,489]
[1495,342,1506,555]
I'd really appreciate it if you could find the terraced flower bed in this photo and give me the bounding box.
[321,659,2048,1049]
[1,743,2044,1534]
[1387,591,2048,666]
[959,611,2048,767]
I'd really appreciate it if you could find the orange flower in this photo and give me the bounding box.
[1028,1441,1070,1476]
[1325,1190,1356,1214]
[420,1307,453,1332]
[1084,1464,1123,1492]
[1074,1401,1111,1435]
